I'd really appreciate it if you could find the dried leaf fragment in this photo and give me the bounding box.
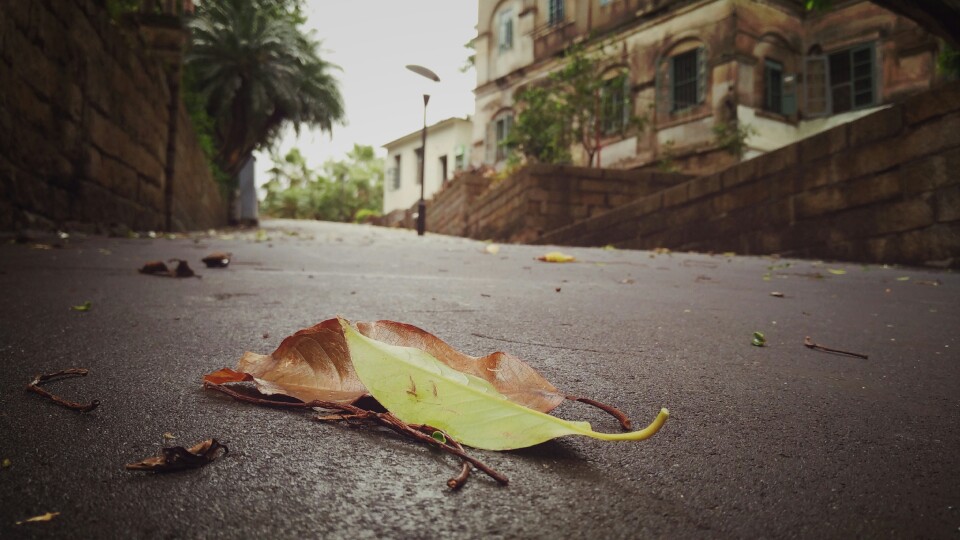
[202,252,231,268]
[126,439,228,472]
[70,301,92,312]
[537,251,575,263]
[170,259,197,278]
[138,261,170,275]
[770,292,785,298]
[827,268,847,275]
[2,458,11,468]
[484,244,500,255]
[16,512,60,525]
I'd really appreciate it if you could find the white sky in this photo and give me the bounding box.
[254,0,479,182]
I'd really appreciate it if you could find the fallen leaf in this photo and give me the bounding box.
[915,279,940,286]
[751,331,766,347]
[2,458,10,468]
[70,301,92,312]
[31,243,53,250]
[620,278,635,284]
[722,251,736,257]
[555,287,561,292]
[340,319,668,451]
[138,261,170,275]
[484,244,500,255]
[602,244,617,251]
[895,276,910,281]
[171,259,197,278]
[652,247,671,255]
[16,512,59,525]
[125,439,228,472]
[770,292,784,298]
[537,251,575,263]
[202,252,231,268]
[827,268,847,275]
[162,432,176,440]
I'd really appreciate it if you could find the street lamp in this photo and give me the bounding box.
[406,64,440,236]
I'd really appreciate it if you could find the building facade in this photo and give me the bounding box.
[382,117,473,214]
[472,0,944,174]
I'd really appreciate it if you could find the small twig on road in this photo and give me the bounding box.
[26,368,100,412]
[566,396,632,431]
[204,381,508,487]
[803,336,869,359]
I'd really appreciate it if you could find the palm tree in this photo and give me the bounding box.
[186,0,345,178]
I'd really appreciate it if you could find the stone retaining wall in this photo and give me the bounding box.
[0,0,226,232]
[538,82,960,268]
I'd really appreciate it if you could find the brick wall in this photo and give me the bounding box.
[0,0,227,232]
[538,82,960,268]
[424,165,689,243]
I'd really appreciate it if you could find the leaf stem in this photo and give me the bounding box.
[204,382,509,487]
[566,395,632,430]
[803,336,869,359]
[26,368,100,412]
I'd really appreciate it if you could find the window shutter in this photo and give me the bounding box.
[696,46,706,105]
[657,59,670,115]
[804,56,829,117]
[485,121,496,164]
[621,74,631,129]
[782,73,797,116]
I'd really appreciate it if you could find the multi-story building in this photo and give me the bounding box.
[382,117,473,214]
[472,0,945,174]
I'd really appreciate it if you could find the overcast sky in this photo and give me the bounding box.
[254,1,479,181]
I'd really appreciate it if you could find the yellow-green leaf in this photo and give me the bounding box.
[537,251,575,263]
[827,268,846,275]
[339,319,668,451]
[16,512,59,525]
[70,301,92,312]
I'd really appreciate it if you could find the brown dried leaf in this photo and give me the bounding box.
[125,439,227,472]
[202,252,231,268]
[138,261,170,275]
[356,321,565,413]
[170,259,197,278]
[204,319,367,404]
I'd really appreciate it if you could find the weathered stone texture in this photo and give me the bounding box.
[537,81,960,268]
[1,0,226,232]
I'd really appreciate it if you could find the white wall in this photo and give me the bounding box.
[383,119,473,214]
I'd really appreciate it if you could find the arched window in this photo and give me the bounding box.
[657,40,707,115]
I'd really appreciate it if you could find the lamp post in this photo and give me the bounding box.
[406,64,440,236]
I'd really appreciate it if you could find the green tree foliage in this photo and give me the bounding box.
[506,43,645,167]
[185,0,345,179]
[261,145,384,223]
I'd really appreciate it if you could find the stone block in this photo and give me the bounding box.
[769,169,799,200]
[848,106,903,148]
[904,81,960,126]
[662,182,689,208]
[715,183,770,214]
[934,185,960,223]
[899,112,960,163]
[874,198,936,235]
[633,192,662,216]
[139,180,164,212]
[581,193,606,206]
[756,144,798,179]
[839,139,902,181]
[688,174,720,201]
[899,151,952,195]
[799,125,848,163]
[720,158,757,190]
[846,171,901,207]
[800,159,838,191]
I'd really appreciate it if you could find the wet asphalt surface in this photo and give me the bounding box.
[0,218,958,539]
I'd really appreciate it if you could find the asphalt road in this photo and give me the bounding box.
[1,219,957,539]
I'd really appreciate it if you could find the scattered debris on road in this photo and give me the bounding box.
[537,251,576,263]
[202,252,231,268]
[126,439,228,473]
[804,336,869,359]
[15,512,60,525]
[70,301,92,312]
[25,368,100,412]
[752,331,767,347]
[770,292,785,298]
